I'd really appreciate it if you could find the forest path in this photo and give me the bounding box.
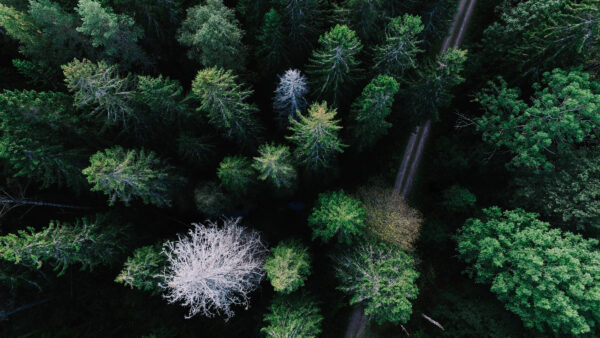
[344,0,478,336]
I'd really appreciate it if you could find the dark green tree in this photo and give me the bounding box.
[256,8,288,73]
[276,0,322,53]
[191,67,261,145]
[307,25,363,106]
[335,241,419,325]
[83,147,179,207]
[373,14,424,79]
[335,0,386,43]
[264,240,310,294]
[193,181,232,217]
[217,156,255,196]
[115,243,166,295]
[286,101,345,172]
[458,207,600,335]
[177,0,246,71]
[441,185,476,213]
[349,75,400,151]
[261,294,323,338]
[252,143,297,190]
[308,190,366,244]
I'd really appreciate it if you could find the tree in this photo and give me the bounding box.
[191,67,261,145]
[356,186,422,252]
[0,215,127,276]
[261,294,323,337]
[403,48,467,123]
[115,243,166,295]
[349,75,400,151]
[161,218,267,319]
[273,69,309,123]
[0,89,87,190]
[513,147,600,233]
[441,185,476,213]
[307,25,362,106]
[0,3,43,59]
[276,0,322,52]
[62,58,134,126]
[217,156,255,195]
[335,0,386,43]
[83,146,178,207]
[474,69,600,172]
[177,0,246,71]
[457,207,600,335]
[308,190,366,244]
[286,102,345,172]
[373,14,424,79]
[193,182,232,217]
[75,0,146,66]
[135,74,185,122]
[264,240,310,294]
[335,241,419,325]
[252,144,297,190]
[256,8,288,73]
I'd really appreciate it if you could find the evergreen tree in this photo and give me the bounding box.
[373,14,424,79]
[349,75,400,151]
[75,0,146,67]
[273,69,309,122]
[177,0,246,71]
[336,0,386,43]
[264,240,310,294]
[0,3,42,58]
[475,69,600,171]
[83,146,178,207]
[0,215,127,276]
[135,74,185,121]
[62,58,134,126]
[441,185,476,213]
[335,241,419,325]
[193,181,232,217]
[276,0,322,52]
[458,207,600,335]
[261,294,323,337]
[252,144,297,190]
[286,102,345,172]
[307,25,363,106]
[115,243,166,295]
[191,67,261,145]
[217,156,255,196]
[308,190,366,244]
[256,8,288,73]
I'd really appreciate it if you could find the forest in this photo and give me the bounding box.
[0,0,599,337]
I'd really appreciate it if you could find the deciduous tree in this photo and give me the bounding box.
[261,294,323,337]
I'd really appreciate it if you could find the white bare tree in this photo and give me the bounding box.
[273,69,308,122]
[161,217,267,319]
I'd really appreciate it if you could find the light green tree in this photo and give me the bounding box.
[308,190,366,244]
[217,156,256,196]
[253,144,297,190]
[458,207,600,335]
[264,240,310,294]
[286,102,345,172]
[115,243,166,295]
[261,294,323,338]
[373,14,424,78]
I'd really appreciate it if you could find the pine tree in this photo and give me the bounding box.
[191,67,261,145]
[177,0,246,71]
[273,69,309,123]
[350,75,400,151]
[252,144,297,190]
[261,294,323,337]
[256,8,288,73]
[75,0,146,67]
[83,146,179,207]
[286,102,345,172]
[373,14,424,79]
[264,240,310,293]
[308,190,366,244]
[0,215,127,276]
[217,156,256,196]
[307,25,363,106]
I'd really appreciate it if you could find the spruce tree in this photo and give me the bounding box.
[273,69,309,123]
[252,144,297,190]
[264,240,310,293]
[256,8,288,73]
[115,243,166,295]
[308,190,366,244]
[374,14,424,78]
[217,156,256,196]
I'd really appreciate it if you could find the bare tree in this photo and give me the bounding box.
[273,69,308,122]
[161,217,267,319]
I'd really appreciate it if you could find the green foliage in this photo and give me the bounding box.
[286,102,345,172]
[475,69,600,171]
[349,75,400,151]
[308,190,366,244]
[276,0,322,51]
[373,14,424,78]
[115,243,166,295]
[135,74,185,121]
[0,215,127,276]
[0,3,40,53]
[191,67,261,145]
[0,89,87,190]
[457,207,600,335]
[256,8,288,73]
[441,185,476,213]
[335,241,419,325]
[75,0,146,66]
[264,240,311,294]
[307,24,363,106]
[83,146,178,207]
[252,143,297,190]
[217,156,255,195]
[177,0,245,71]
[261,293,323,338]
[62,58,134,126]
[336,0,385,43]
[513,146,600,233]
